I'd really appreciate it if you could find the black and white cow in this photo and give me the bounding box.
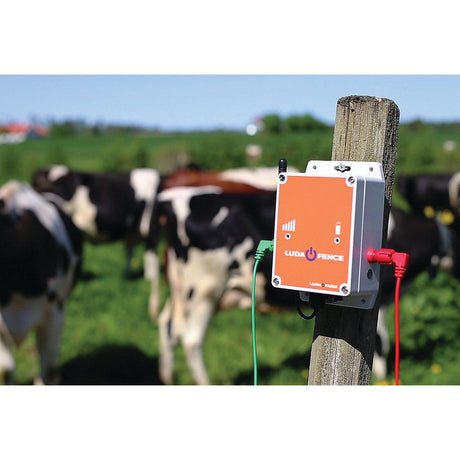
[397,172,460,215]
[397,172,460,278]
[32,165,163,318]
[153,184,456,385]
[0,180,83,384]
[155,187,278,384]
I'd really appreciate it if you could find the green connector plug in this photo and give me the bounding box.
[254,239,274,261]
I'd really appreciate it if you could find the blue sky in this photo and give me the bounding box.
[1,75,459,131]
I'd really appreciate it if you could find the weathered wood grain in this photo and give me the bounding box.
[308,95,400,385]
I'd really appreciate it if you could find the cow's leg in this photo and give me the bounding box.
[158,247,189,384]
[34,306,64,385]
[181,298,215,385]
[123,242,135,278]
[373,306,390,381]
[166,248,188,337]
[178,245,248,384]
[158,298,177,384]
[179,252,228,385]
[144,249,160,322]
[0,319,14,384]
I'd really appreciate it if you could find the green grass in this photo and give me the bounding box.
[10,237,460,385]
[11,237,460,385]
[10,241,314,385]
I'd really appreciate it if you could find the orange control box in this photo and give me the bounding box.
[272,160,385,309]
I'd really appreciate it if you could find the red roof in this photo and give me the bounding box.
[5,123,48,137]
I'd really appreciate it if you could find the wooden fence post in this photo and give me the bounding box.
[307,95,400,385]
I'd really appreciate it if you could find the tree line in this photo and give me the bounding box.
[260,113,330,134]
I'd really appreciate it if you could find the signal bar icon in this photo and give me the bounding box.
[282,219,296,231]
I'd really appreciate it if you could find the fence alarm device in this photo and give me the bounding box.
[271,160,385,309]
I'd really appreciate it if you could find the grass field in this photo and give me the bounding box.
[11,237,460,385]
[11,242,315,385]
[3,124,460,385]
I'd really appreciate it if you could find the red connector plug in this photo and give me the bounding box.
[367,248,410,278]
[367,248,410,386]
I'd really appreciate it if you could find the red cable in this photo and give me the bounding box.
[394,276,401,386]
[367,248,409,386]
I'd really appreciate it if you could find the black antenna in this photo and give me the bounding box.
[278,158,287,174]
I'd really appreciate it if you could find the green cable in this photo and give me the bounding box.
[251,258,260,386]
[251,239,274,386]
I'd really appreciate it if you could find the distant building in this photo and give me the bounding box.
[0,123,49,144]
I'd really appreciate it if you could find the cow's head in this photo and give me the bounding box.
[32,165,81,202]
[0,180,24,222]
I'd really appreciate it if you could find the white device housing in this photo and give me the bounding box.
[271,160,385,309]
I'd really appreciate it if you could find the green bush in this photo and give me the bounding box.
[187,134,249,170]
[262,114,283,134]
[98,141,151,171]
[295,114,329,132]
[49,121,79,138]
[265,113,329,134]
[285,115,303,132]
[395,272,460,358]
